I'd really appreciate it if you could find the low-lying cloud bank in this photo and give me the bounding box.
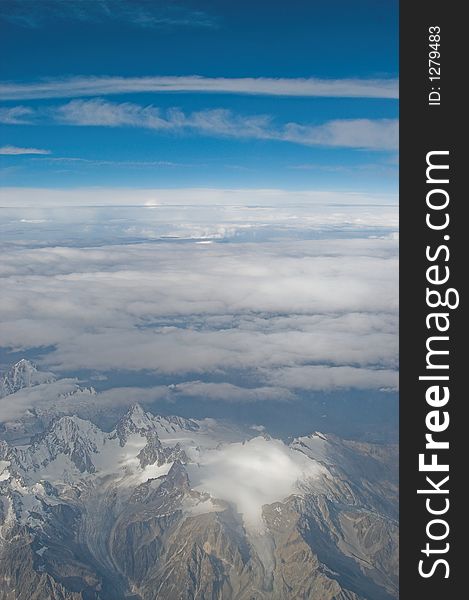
[0,235,398,407]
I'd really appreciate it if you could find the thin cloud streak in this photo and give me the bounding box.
[38,157,196,168]
[0,75,399,101]
[0,99,398,151]
[0,145,51,155]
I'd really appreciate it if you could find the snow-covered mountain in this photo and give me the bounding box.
[0,403,398,600]
[0,359,98,445]
[0,359,54,398]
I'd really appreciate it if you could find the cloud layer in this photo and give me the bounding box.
[0,231,398,398]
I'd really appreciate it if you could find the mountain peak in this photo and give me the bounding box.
[0,359,55,398]
[49,414,96,435]
[25,415,103,474]
[4,359,37,380]
[115,404,155,446]
[34,414,102,450]
[123,403,152,427]
[13,358,34,368]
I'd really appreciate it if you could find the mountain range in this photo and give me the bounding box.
[0,361,398,599]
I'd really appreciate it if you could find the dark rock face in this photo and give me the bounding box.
[0,409,398,600]
[137,433,187,469]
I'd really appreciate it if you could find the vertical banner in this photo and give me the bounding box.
[400,1,463,596]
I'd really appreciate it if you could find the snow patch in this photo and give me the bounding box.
[182,496,223,517]
[138,461,172,484]
[0,460,10,481]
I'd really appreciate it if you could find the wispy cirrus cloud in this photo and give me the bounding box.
[53,99,398,151]
[55,99,271,137]
[0,145,51,155]
[0,105,34,124]
[0,75,399,101]
[38,156,196,168]
[0,99,398,151]
[0,0,218,30]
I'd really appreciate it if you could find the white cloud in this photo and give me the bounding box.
[0,379,294,424]
[0,145,51,155]
[51,99,397,150]
[54,100,272,137]
[170,381,295,403]
[0,75,398,101]
[282,118,398,151]
[37,157,189,168]
[186,437,324,530]
[269,365,398,392]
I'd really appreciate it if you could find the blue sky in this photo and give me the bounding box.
[0,0,398,194]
